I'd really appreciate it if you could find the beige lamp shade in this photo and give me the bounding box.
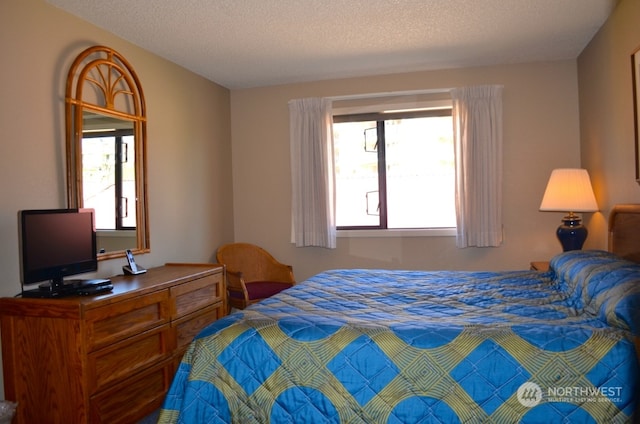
[539,169,598,213]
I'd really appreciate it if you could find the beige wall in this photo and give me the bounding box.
[578,0,640,244]
[0,0,233,395]
[2,0,636,404]
[231,61,583,281]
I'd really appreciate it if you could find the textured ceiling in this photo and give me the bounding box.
[47,0,617,89]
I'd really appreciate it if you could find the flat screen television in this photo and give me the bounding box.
[19,208,112,298]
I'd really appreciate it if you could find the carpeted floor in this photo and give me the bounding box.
[137,409,159,424]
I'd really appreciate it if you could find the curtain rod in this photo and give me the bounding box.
[327,88,453,101]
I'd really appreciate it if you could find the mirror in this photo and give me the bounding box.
[65,46,149,260]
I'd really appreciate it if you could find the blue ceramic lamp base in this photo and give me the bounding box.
[556,213,588,251]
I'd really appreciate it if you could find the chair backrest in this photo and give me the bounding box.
[216,243,289,283]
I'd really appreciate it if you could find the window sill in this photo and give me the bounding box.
[337,228,456,238]
[97,230,135,238]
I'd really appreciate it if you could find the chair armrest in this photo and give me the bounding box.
[225,269,247,292]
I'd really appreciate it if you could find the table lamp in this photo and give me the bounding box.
[539,168,598,251]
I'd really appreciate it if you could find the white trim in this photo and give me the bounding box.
[327,88,453,101]
[337,228,456,238]
[333,99,452,116]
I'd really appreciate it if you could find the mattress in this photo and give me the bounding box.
[159,250,640,423]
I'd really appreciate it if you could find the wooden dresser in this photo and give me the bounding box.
[0,263,226,424]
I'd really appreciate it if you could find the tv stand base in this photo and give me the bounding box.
[22,279,112,298]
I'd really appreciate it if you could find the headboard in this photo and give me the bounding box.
[608,204,640,263]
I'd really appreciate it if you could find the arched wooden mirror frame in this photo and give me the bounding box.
[66,45,149,260]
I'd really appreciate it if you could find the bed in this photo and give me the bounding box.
[158,205,640,423]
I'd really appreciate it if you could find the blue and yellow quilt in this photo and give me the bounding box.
[159,250,640,423]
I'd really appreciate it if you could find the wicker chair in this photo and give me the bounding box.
[216,243,295,310]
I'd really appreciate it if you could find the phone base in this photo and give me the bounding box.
[123,266,147,275]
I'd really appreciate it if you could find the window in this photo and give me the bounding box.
[82,129,136,231]
[333,107,455,231]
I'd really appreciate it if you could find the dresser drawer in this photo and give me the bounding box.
[85,290,170,351]
[173,303,225,352]
[170,273,223,319]
[87,326,172,393]
[90,357,173,424]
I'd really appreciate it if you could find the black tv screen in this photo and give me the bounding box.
[19,208,97,287]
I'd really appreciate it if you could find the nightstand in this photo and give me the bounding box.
[530,261,550,271]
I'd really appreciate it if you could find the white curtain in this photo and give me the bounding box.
[289,98,336,248]
[451,85,504,248]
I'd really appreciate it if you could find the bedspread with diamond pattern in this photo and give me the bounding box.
[159,250,639,423]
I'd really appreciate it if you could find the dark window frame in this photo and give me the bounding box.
[333,108,452,230]
[82,129,136,231]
